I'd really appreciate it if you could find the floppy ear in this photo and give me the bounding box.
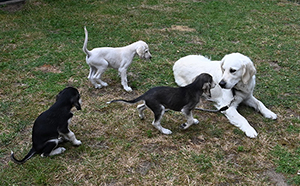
[71,96,81,110]
[136,45,145,59]
[202,82,211,91]
[242,62,256,84]
[220,56,227,73]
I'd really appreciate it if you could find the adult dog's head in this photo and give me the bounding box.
[219,53,256,89]
[136,41,152,60]
[56,87,82,110]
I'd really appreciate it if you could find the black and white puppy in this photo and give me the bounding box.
[108,73,219,134]
[11,87,82,164]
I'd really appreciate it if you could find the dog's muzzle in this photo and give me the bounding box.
[219,80,227,89]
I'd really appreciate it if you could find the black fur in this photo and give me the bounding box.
[109,73,214,134]
[11,87,82,164]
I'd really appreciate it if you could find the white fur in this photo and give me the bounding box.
[173,53,277,138]
[83,27,152,92]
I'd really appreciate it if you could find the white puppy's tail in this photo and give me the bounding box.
[83,26,91,58]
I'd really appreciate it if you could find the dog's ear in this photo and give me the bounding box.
[220,56,226,73]
[242,62,256,84]
[72,96,81,110]
[202,82,211,91]
[136,45,145,59]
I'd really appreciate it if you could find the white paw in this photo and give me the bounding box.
[161,128,172,135]
[59,147,66,153]
[264,111,277,120]
[124,86,132,92]
[243,127,258,138]
[94,84,102,89]
[73,140,82,146]
[193,119,199,125]
[101,82,108,87]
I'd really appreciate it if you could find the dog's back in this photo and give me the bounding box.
[173,55,222,86]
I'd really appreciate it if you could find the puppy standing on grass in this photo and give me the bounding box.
[11,87,82,164]
[82,26,152,92]
[108,73,222,134]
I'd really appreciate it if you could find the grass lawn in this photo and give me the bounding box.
[0,0,299,185]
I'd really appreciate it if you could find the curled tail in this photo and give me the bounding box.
[11,148,36,165]
[83,26,91,58]
[107,96,144,104]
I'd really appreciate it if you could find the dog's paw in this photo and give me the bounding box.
[263,111,277,120]
[59,147,66,153]
[180,123,191,130]
[73,139,82,146]
[94,84,102,89]
[161,128,172,135]
[101,82,108,87]
[244,127,258,138]
[124,87,132,92]
[193,119,199,125]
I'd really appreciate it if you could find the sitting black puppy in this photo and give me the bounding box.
[11,87,82,164]
[108,73,219,135]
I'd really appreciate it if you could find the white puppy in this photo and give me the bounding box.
[173,53,277,138]
[82,27,152,92]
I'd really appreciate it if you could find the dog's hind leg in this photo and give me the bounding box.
[40,139,64,157]
[137,103,147,119]
[148,104,172,134]
[88,65,103,89]
[92,63,109,88]
[180,108,199,130]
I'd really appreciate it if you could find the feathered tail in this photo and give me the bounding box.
[11,148,36,165]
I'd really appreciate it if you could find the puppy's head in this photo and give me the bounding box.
[136,41,152,60]
[219,53,256,89]
[56,87,82,110]
[194,73,215,99]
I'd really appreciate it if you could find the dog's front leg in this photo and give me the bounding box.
[119,67,132,92]
[244,96,277,119]
[180,109,199,129]
[62,131,82,146]
[223,106,258,138]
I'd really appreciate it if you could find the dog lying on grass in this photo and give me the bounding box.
[108,73,227,134]
[82,26,152,92]
[11,87,82,164]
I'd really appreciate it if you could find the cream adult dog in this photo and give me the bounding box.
[173,53,277,138]
[82,27,152,92]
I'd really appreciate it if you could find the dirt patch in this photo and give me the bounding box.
[269,61,282,72]
[35,64,62,73]
[264,169,288,186]
[168,25,196,32]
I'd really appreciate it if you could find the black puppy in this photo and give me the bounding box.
[11,87,82,164]
[108,73,217,134]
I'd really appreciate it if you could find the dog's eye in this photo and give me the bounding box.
[230,69,236,73]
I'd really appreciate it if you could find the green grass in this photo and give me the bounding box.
[1,0,300,185]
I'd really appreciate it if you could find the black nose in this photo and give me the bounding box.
[219,80,226,88]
